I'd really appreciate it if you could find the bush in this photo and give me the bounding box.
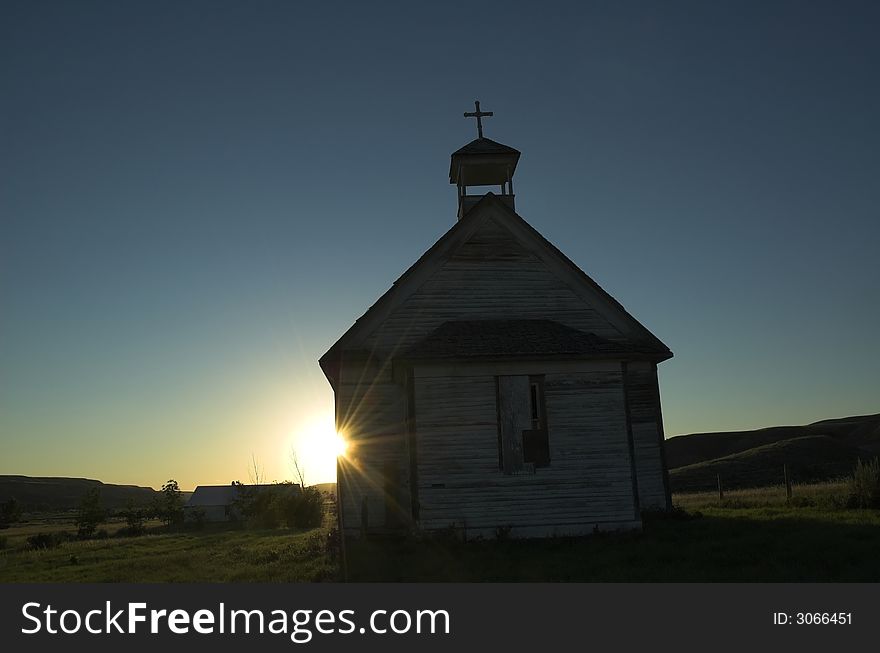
[27,532,70,550]
[155,480,184,527]
[247,491,285,529]
[285,487,324,528]
[118,500,147,536]
[847,458,880,509]
[0,497,23,529]
[235,483,321,530]
[75,488,106,538]
[187,506,207,530]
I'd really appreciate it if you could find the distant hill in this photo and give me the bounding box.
[0,475,160,512]
[666,413,880,492]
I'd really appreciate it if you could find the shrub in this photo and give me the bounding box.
[187,506,207,530]
[847,458,880,509]
[248,491,285,529]
[118,500,147,536]
[75,488,106,538]
[0,497,23,529]
[27,532,70,550]
[155,480,184,527]
[286,487,324,529]
[231,482,322,530]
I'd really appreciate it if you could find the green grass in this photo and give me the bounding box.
[345,505,880,582]
[673,480,850,511]
[0,517,165,550]
[0,525,336,582]
[3,482,880,582]
[345,483,880,582]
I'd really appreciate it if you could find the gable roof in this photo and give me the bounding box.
[186,485,238,507]
[402,319,663,361]
[320,193,672,384]
[186,484,300,507]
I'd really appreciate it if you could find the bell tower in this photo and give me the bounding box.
[449,100,521,219]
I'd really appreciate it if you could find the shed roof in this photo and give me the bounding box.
[186,485,239,507]
[185,483,300,507]
[401,319,663,361]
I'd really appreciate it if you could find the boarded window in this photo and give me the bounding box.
[523,429,550,467]
[497,375,550,473]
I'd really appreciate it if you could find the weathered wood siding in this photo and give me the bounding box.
[498,375,530,474]
[413,365,639,535]
[330,210,671,535]
[625,362,670,510]
[336,361,409,533]
[361,217,625,356]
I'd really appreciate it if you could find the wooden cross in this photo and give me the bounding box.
[464,100,493,138]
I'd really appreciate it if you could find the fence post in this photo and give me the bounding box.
[784,464,792,503]
[717,474,724,503]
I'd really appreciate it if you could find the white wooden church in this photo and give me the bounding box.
[320,103,673,538]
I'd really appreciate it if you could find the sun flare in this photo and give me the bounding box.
[288,413,347,486]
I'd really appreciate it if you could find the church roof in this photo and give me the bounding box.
[319,193,672,384]
[401,319,661,361]
[451,137,521,157]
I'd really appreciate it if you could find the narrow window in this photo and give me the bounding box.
[523,375,550,467]
[497,374,550,472]
[530,382,541,427]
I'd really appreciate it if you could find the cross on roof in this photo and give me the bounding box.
[463,100,493,139]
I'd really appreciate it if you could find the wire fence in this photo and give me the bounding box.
[670,462,856,495]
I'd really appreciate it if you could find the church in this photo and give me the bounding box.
[320,103,673,538]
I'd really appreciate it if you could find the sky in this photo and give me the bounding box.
[1,0,878,490]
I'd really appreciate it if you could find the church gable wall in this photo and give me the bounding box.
[360,216,625,357]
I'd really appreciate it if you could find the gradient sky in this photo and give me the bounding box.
[2,1,878,490]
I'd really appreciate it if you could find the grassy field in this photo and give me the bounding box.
[0,523,335,582]
[673,480,851,511]
[346,481,880,582]
[2,481,879,582]
[346,508,880,582]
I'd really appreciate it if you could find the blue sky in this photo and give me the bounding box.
[2,0,878,488]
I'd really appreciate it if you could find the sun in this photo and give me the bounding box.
[301,427,347,464]
[327,430,349,457]
[289,413,348,485]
